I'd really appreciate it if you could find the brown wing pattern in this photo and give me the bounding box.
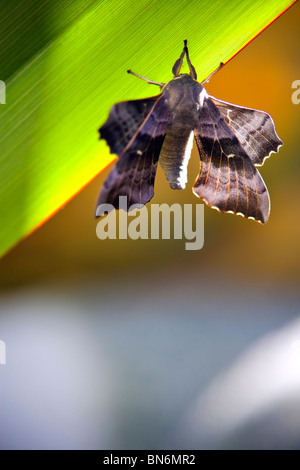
[210,96,283,166]
[97,95,171,214]
[193,98,270,223]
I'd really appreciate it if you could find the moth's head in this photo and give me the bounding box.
[172,40,197,80]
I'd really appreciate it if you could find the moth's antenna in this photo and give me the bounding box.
[172,40,186,77]
[127,70,164,87]
[184,40,197,80]
[201,62,224,85]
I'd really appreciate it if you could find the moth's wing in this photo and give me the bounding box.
[193,97,270,223]
[97,94,171,214]
[100,96,161,156]
[210,96,283,165]
[97,136,164,212]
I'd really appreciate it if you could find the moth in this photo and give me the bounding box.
[97,40,282,223]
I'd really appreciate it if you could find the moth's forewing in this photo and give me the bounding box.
[193,97,270,223]
[97,95,171,213]
[97,135,164,212]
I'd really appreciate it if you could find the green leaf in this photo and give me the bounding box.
[0,0,295,258]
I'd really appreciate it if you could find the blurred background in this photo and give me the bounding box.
[0,1,300,449]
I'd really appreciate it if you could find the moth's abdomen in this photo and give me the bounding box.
[159,124,194,190]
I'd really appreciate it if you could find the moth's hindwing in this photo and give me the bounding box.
[210,96,283,165]
[97,95,171,213]
[193,97,271,223]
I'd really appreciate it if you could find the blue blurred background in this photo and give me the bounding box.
[0,2,300,449]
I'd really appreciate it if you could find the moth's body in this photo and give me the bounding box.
[163,73,204,117]
[97,41,282,223]
[160,74,204,189]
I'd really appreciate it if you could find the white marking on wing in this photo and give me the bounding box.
[199,88,208,107]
